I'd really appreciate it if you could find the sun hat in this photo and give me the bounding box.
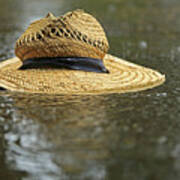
[0,9,165,94]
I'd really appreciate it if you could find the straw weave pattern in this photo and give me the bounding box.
[15,10,109,61]
[0,55,165,94]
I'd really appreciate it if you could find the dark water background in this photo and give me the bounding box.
[0,0,180,179]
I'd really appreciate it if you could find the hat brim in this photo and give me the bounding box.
[0,54,165,94]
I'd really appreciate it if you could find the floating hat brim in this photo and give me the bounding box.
[0,54,165,94]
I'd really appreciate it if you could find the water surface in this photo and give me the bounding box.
[0,0,180,179]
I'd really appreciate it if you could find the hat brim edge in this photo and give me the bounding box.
[0,55,165,95]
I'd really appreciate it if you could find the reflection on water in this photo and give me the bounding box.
[0,90,180,180]
[0,0,180,179]
[1,94,122,180]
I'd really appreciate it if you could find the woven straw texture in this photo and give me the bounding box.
[0,54,165,94]
[15,9,109,61]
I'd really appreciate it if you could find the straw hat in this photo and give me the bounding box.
[0,10,165,94]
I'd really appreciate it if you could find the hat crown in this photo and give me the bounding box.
[46,12,56,19]
[15,10,109,61]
